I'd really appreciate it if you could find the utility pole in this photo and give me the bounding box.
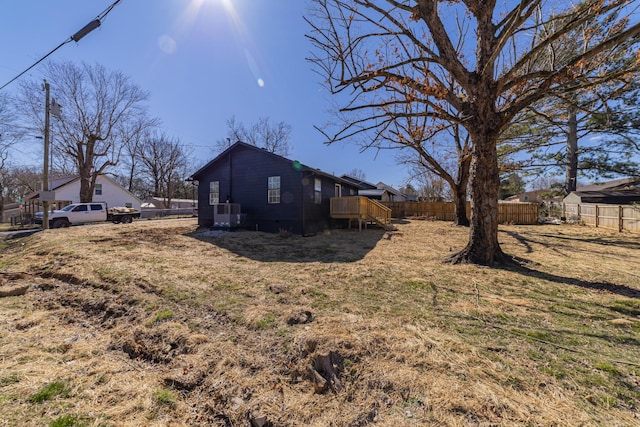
[42,81,51,230]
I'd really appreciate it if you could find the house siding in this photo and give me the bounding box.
[26,175,141,211]
[301,172,336,235]
[192,143,359,235]
[196,145,304,233]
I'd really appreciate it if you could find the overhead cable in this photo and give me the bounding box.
[0,0,123,91]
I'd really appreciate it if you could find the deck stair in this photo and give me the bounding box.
[330,196,393,231]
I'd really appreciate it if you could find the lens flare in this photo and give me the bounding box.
[158,35,177,54]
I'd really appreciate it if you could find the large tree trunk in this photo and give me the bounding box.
[448,133,510,265]
[77,136,98,203]
[453,186,469,226]
[452,152,471,227]
[79,174,93,203]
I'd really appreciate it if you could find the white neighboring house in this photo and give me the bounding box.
[26,175,142,211]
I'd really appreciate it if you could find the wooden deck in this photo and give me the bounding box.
[330,196,392,231]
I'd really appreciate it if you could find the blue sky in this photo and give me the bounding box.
[0,0,404,187]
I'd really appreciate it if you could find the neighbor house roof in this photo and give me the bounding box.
[142,197,197,209]
[25,174,141,203]
[24,176,77,200]
[375,182,405,198]
[577,177,640,192]
[339,175,378,190]
[357,189,389,198]
[565,190,640,204]
[505,189,562,203]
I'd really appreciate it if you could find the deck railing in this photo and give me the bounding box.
[330,196,392,230]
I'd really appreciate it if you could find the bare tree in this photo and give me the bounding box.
[345,168,367,180]
[0,93,21,218]
[307,0,640,265]
[398,120,471,225]
[118,115,161,193]
[215,116,292,156]
[415,173,450,202]
[19,61,152,203]
[138,132,189,209]
[405,156,456,202]
[1,165,42,200]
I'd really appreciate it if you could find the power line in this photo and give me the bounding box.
[0,0,123,92]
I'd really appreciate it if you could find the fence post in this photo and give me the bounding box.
[595,205,599,228]
[619,205,623,232]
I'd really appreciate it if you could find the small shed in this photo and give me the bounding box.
[189,142,360,235]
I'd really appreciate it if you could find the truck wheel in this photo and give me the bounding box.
[52,219,70,228]
[121,215,133,224]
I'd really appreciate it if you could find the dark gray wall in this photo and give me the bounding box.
[194,144,359,234]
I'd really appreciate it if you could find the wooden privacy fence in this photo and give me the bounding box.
[564,203,640,233]
[381,201,540,225]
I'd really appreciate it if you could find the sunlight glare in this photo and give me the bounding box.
[176,0,267,88]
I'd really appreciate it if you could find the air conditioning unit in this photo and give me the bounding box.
[212,203,243,228]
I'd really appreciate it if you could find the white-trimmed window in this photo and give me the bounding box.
[95,183,102,195]
[314,178,322,204]
[268,176,280,204]
[209,181,219,204]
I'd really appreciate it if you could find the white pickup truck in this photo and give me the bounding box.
[33,202,141,228]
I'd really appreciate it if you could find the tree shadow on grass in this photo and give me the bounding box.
[499,262,640,299]
[500,230,640,253]
[536,232,640,251]
[500,230,534,253]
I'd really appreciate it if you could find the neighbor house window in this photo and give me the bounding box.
[314,178,322,204]
[95,184,102,195]
[268,176,280,204]
[209,181,220,204]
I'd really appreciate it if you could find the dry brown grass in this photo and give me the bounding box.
[1,219,639,426]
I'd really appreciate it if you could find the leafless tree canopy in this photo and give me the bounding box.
[118,115,161,194]
[306,0,640,265]
[345,168,367,180]
[138,132,190,209]
[215,116,293,157]
[19,61,153,203]
[0,94,21,216]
